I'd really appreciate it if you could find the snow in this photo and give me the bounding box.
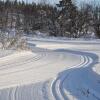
[0,36,100,100]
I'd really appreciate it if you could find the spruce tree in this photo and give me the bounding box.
[57,0,78,37]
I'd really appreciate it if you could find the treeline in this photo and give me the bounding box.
[0,0,100,38]
[56,0,100,38]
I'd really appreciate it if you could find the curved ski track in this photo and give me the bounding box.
[0,37,100,100]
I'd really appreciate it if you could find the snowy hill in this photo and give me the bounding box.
[0,36,100,100]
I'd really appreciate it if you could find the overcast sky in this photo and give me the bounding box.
[19,0,60,5]
[15,0,100,6]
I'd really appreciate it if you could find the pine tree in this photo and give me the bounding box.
[57,0,78,37]
[93,6,100,38]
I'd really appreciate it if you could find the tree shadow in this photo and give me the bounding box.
[54,49,100,100]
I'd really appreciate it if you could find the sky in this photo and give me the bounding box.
[12,0,100,6]
[17,0,59,5]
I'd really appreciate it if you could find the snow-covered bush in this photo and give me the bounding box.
[0,30,27,50]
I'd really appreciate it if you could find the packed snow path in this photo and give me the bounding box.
[51,51,99,100]
[0,37,100,100]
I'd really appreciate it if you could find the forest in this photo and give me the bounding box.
[0,0,100,38]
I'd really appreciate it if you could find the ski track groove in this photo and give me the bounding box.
[51,54,93,100]
[0,53,43,70]
[0,38,100,100]
[0,52,47,76]
[0,52,65,76]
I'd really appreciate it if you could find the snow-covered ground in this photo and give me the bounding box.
[0,36,100,100]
